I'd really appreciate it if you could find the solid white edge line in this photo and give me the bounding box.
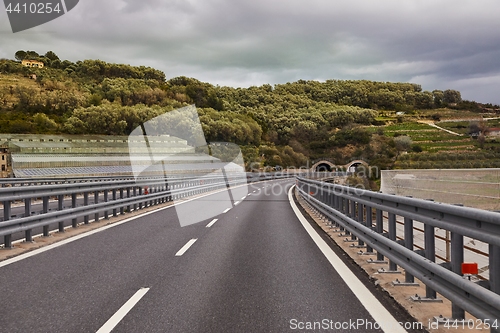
[175,239,197,256]
[96,287,150,333]
[222,208,231,213]
[206,219,218,228]
[0,178,281,268]
[287,186,407,333]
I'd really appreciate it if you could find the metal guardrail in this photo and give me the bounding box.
[0,173,293,248]
[0,176,236,247]
[0,172,292,187]
[296,177,500,330]
[0,174,237,187]
[0,176,137,187]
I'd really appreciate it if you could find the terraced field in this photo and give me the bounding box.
[372,120,500,169]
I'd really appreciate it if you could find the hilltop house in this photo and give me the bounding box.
[21,59,44,68]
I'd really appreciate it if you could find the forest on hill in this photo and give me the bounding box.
[1,50,500,176]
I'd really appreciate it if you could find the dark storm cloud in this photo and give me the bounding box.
[1,0,500,103]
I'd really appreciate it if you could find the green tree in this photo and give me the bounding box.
[432,90,444,107]
[443,89,462,104]
[394,135,412,162]
[33,113,59,133]
[14,50,27,61]
[25,50,40,59]
[44,51,60,61]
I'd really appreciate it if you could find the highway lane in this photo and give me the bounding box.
[0,179,412,332]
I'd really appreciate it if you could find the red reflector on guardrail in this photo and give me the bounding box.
[462,262,478,275]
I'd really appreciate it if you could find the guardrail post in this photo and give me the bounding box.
[424,224,438,299]
[376,209,385,262]
[42,196,49,236]
[3,200,11,221]
[336,192,341,212]
[25,198,33,242]
[489,244,500,333]
[113,189,118,216]
[138,187,143,209]
[333,190,338,210]
[451,232,465,320]
[348,198,354,218]
[332,192,339,228]
[3,200,12,248]
[364,206,374,254]
[490,244,500,298]
[328,187,337,227]
[133,187,137,211]
[104,190,109,219]
[120,189,124,215]
[94,191,99,223]
[340,198,349,231]
[24,198,31,218]
[127,188,131,212]
[379,212,399,273]
[71,193,77,228]
[83,192,89,224]
[404,217,416,283]
[357,204,365,247]
[349,200,357,240]
[343,199,351,236]
[58,194,64,232]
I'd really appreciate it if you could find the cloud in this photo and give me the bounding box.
[1,0,500,103]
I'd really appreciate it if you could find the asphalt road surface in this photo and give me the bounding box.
[0,179,415,333]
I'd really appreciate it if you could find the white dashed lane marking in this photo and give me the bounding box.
[175,239,197,256]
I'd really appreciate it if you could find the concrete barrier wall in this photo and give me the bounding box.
[381,168,500,211]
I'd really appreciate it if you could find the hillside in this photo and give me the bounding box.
[1,51,500,175]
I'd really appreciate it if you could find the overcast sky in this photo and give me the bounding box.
[2,0,500,104]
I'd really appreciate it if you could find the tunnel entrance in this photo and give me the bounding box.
[348,162,362,173]
[315,163,333,172]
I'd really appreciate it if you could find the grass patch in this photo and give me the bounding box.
[384,122,432,131]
